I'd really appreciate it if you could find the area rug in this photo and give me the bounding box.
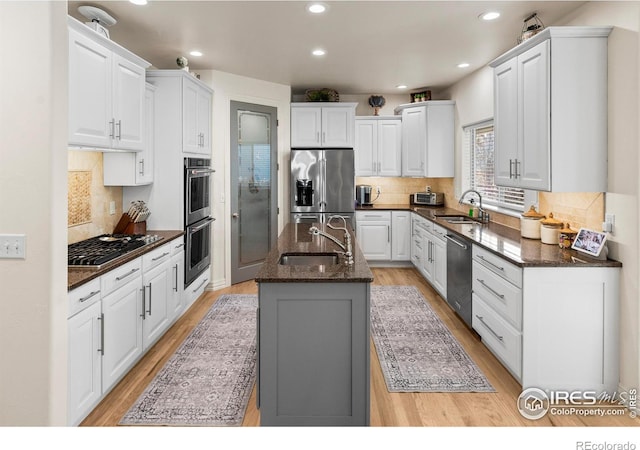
[120,294,257,426]
[370,285,494,393]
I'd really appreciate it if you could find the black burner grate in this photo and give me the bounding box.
[68,234,147,267]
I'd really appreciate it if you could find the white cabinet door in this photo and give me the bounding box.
[169,250,185,321]
[355,120,376,176]
[401,107,426,177]
[356,222,391,260]
[142,261,171,349]
[518,40,550,191]
[102,277,143,392]
[67,301,102,426]
[137,84,155,184]
[424,103,454,177]
[196,86,212,154]
[377,119,402,176]
[322,106,353,147]
[391,211,411,261]
[494,57,519,187]
[182,77,200,153]
[431,237,447,298]
[421,233,434,281]
[112,54,146,151]
[291,107,322,147]
[68,28,112,148]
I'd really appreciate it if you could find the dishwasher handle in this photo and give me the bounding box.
[445,234,468,250]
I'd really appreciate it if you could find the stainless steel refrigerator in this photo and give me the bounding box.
[290,148,355,227]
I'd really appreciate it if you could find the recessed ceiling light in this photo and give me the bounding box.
[190,50,203,57]
[479,11,500,21]
[396,85,408,89]
[457,63,470,68]
[307,3,327,14]
[129,0,148,5]
[312,49,326,56]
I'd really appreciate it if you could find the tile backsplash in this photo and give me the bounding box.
[68,151,122,244]
[356,176,604,232]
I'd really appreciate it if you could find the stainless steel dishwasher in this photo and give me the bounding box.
[445,232,472,327]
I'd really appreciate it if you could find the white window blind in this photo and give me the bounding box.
[463,121,525,212]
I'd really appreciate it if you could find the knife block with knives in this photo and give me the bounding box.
[114,201,151,234]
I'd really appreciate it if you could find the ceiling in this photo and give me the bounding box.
[68,1,586,95]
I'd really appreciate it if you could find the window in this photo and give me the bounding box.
[463,120,526,212]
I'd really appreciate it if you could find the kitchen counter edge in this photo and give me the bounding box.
[68,230,185,291]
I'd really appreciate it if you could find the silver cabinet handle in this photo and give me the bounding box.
[147,283,152,316]
[192,277,209,293]
[173,264,179,292]
[139,159,144,175]
[140,287,146,320]
[514,159,521,179]
[79,290,100,303]
[476,278,505,299]
[477,255,505,272]
[509,159,514,179]
[232,213,239,218]
[152,252,170,262]
[454,301,462,310]
[109,119,115,139]
[97,313,104,356]
[174,243,185,250]
[115,267,140,281]
[475,315,504,341]
[387,225,390,242]
[116,120,122,140]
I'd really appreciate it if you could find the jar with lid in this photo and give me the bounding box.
[520,205,545,239]
[558,223,578,249]
[540,213,564,245]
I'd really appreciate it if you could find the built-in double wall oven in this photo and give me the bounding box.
[184,157,215,286]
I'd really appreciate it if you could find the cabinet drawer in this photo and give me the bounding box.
[168,237,185,256]
[143,242,172,272]
[68,278,102,318]
[472,294,522,380]
[472,245,522,288]
[184,269,209,310]
[101,258,142,297]
[472,261,522,330]
[356,211,391,221]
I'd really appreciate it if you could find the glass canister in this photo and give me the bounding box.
[540,212,564,245]
[558,223,578,249]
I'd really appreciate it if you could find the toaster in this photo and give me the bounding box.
[410,192,444,206]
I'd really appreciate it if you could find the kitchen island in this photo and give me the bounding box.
[255,221,374,426]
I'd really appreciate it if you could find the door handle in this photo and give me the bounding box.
[445,234,468,250]
[232,213,239,218]
[147,283,152,316]
[140,287,146,320]
[97,313,104,356]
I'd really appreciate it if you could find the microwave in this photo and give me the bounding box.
[410,192,444,206]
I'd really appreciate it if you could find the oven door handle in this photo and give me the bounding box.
[189,168,215,176]
[189,217,215,233]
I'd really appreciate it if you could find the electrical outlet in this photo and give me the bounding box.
[0,234,26,259]
[376,186,381,195]
[109,201,116,215]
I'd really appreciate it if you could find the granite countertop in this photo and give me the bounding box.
[411,206,622,268]
[68,230,185,291]
[255,222,374,283]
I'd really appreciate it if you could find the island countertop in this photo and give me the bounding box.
[255,222,374,283]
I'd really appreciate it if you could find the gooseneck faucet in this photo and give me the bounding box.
[308,215,354,265]
[458,189,490,224]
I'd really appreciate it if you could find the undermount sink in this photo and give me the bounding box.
[435,214,478,225]
[278,253,340,266]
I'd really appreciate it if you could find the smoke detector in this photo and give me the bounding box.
[78,6,117,39]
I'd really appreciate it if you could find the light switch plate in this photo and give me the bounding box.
[0,234,26,259]
[109,201,116,215]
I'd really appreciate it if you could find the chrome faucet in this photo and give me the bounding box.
[308,215,354,265]
[459,189,490,224]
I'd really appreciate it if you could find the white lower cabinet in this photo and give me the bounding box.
[472,244,620,393]
[67,236,193,425]
[356,211,391,260]
[411,213,446,299]
[391,211,411,261]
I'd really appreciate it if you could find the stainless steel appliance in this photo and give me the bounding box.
[184,158,213,226]
[290,148,355,226]
[410,192,444,206]
[68,234,163,268]
[184,157,215,286]
[356,185,373,206]
[445,232,472,327]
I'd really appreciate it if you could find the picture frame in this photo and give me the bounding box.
[571,228,608,257]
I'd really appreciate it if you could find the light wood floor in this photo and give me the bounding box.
[81,267,639,427]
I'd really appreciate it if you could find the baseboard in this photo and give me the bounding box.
[210,278,228,291]
[365,260,413,268]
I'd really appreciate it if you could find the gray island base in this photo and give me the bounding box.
[255,222,373,426]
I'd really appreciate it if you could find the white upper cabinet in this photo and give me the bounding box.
[68,17,150,152]
[183,76,212,154]
[490,27,612,192]
[355,117,401,176]
[395,101,454,177]
[291,103,357,148]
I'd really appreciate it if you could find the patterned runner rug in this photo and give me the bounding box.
[370,285,495,392]
[120,294,257,426]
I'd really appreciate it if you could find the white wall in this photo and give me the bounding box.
[0,1,68,425]
[443,1,640,393]
[198,70,291,289]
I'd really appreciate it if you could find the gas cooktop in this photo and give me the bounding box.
[68,234,163,268]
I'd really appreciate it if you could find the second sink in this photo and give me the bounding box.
[279,253,340,266]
